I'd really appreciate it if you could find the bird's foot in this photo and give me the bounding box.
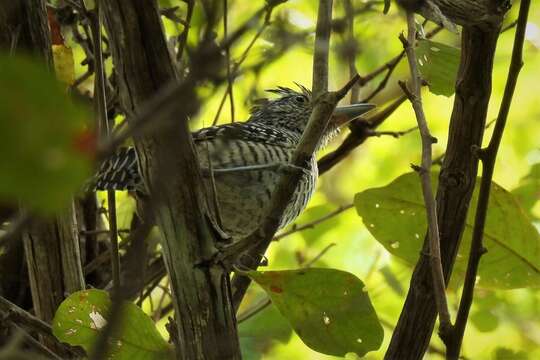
[213,238,255,271]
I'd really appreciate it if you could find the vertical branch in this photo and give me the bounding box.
[176,0,195,65]
[223,0,235,122]
[312,0,332,96]
[100,1,250,358]
[88,1,121,295]
[386,16,504,360]
[343,0,359,104]
[445,1,531,358]
[399,12,451,331]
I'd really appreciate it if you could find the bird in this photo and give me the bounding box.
[93,84,374,239]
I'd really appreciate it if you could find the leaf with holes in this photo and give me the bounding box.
[416,39,460,97]
[0,55,94,213]
[248,268,383,357]
[52,289,173,360]
[354,172,540,289]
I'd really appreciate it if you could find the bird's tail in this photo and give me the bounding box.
[91,147,142,191]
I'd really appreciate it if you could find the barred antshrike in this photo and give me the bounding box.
[93,85,374,239]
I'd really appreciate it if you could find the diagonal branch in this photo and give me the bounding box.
[227,0,341,311]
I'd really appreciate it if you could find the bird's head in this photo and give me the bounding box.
[248,84,375,144]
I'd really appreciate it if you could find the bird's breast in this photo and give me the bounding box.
[195,138,318,239]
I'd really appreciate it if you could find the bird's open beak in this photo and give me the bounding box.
[331,103,376,127]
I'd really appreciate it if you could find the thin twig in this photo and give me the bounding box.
[176,0,195,64]
[399,12,451,332]
[445,1,531,359]
[107,192,121,291]
[343,0,359,103]
[0,295,84,358]
[274,204,353,240]
[89,1,121,295]
[87,4,123,359]
[366,125,418,138]
[153,278,170,321]
[11,324,63,360]
[211,5,274,125]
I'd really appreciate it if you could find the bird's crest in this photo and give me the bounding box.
[250,83,311,114]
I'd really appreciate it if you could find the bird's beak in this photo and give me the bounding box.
[330,103,376,127]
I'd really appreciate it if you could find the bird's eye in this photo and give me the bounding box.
[294,96,306,103]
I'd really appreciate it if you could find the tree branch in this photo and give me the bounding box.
[385,14,505,360]
[399,12,451,332]
[100,1,283,357]
[397,0,509,28]
[445,1,531,358]
[0,295,84,358]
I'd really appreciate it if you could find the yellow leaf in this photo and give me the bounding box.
[52,45,75,86]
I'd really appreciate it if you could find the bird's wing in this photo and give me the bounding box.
[193,123,296,175]
[193,122,296,148]
[92,147,142,191]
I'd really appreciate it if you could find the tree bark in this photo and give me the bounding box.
[0,0,52,63]
[385,25,501,360]
[23,204,85,322]
[101,1,241,359]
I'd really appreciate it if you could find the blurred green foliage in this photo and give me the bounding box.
[0,55,93,213]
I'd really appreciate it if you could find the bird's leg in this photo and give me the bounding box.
[213,235,258,270]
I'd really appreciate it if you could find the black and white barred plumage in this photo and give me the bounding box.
[92,85,354,238]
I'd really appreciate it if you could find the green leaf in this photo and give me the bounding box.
[52,289,173,360]
[354,172,540,289]
[238,304,293,360]
[494,347,528,360]
[0,55,94,213]
[512,163,540,219]
[238,301,292,343]
[248,268,383,357]
[416,39,460,97]
[470,309,499,332]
